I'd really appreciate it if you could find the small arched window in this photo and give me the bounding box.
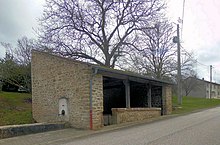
[59,98,68,116]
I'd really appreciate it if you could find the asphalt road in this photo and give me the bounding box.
[63,107,220,145]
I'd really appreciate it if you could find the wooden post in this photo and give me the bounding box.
[123,80,130,108]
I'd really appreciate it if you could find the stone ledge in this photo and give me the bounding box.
[112,108,161,124]
[0,123,67,139]
[112,107,161,112]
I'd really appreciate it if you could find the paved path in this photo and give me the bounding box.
[1,107,220,145]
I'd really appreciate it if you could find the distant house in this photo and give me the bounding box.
[182,77,220,99]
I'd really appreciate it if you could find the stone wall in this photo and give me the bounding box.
[31,51,103,129]
[91,74,103,129]
[111,108,161,124]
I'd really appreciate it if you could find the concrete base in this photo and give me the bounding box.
[103,115,113,126]
[0,123,67,139]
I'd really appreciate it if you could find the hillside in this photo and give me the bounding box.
[0,91,33,126]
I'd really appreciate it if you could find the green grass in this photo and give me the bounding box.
[172,96,220,114]
[0,91,33,126]
[1,91,220,126]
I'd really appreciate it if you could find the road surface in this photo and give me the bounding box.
[64,107,220,145]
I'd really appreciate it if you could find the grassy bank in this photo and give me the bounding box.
[1,91,220,126]
[0,91,33,126]
[172,96,220,114]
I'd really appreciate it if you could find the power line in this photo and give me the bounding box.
[179,1,210,69]
[181,51,219,83]
[181,0,186,39]
[176,0,213,71]
[212,69,220,83]
[179,44,214,82]
[212,67,220,76]
[175,8,219,83]
[180,46,209,68]
[195,60,209,67]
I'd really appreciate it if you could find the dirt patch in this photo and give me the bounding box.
[23,98,32,104]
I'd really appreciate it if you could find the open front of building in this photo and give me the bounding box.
[32,50,172,130]
[97,68,172,126]
[103,77,164,125]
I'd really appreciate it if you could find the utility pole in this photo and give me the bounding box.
[210,65,212,99]
[173,24,182,105]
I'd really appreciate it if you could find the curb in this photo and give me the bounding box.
[0,123,66,139]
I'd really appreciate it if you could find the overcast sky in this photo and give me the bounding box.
[167,0,220,82]
[0,0,44,53]
[0,0,220,82]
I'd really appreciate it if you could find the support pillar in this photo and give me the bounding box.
[123,80,130,108]
[147,84,152,108]
[162,85,172,115]
[162,86,166,115]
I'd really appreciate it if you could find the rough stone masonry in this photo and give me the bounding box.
[32,50,103,129]
[31,50,172,130]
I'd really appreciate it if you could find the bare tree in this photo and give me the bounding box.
[0,36,35,92]
[181,66,198,96]
[1,36,35,65]
[0,52,28,89]
[182,77,198,96]
[15,37,35,65]
[123,19,195,81]
[38,0,165,68]
[126,20,176,79]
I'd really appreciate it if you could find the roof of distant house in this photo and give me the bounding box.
[186,76,220,86]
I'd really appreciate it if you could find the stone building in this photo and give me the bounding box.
[31,50,172,130]
[183,77,220,99]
